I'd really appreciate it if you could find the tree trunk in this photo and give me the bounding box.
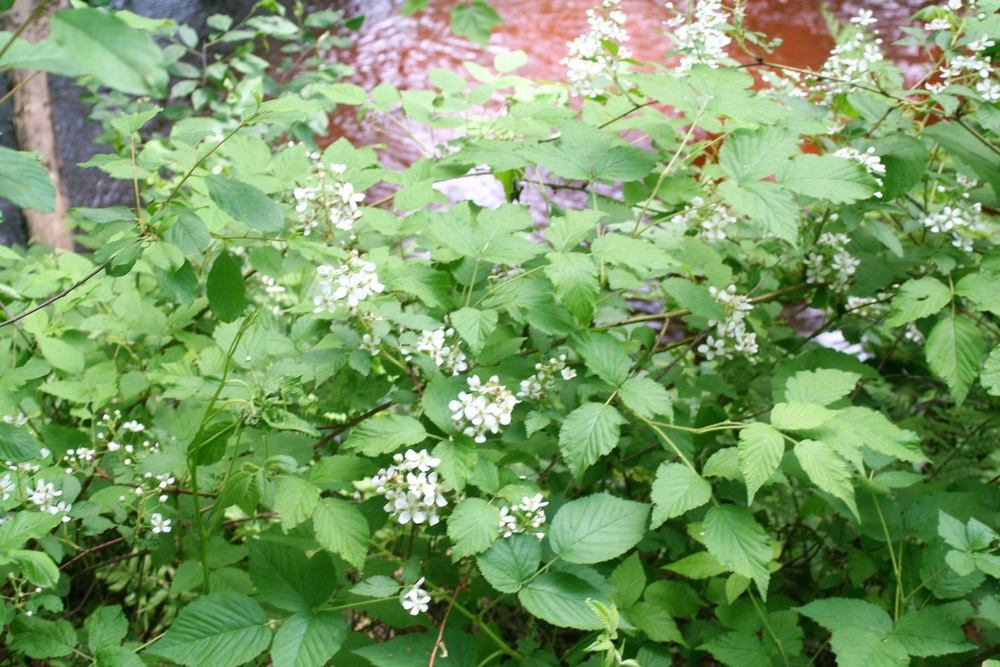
[2,0,71,249]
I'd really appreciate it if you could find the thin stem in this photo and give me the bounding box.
[0,259,113,330]
[870,492,903,620]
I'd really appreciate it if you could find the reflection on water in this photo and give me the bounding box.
[318,0,929,164]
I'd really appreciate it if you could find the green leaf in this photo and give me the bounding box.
[494,49,527,73]
[820,407,924,464]
[9,615,76,659]
[783,369,860,405]
[573,332,631,387]
[608,553,646,608]
[206,251,245,323]
[545,210,602,252]
[703,505,771,598]
[35,336,84,375]
[94,645,145,667]
[8,550,60,589]
[447,498,500,559]
[650,462,712,527]
[0,147,55,212]
[926,315,984,405]
[737,423,784,503]
[0,511,62,550]
[518,572,610,630]
[719,126,799,183]
[893,602,975,657]
[449,307,497,355]
[248,540,336,614]
[216,470,263,516]
[87,606,128,653]
[450,0,502,46]
[353,631,475,667]
[50,8,166,96]
[770,402,839,430]
[623,602,685,644]
[872,134,930,200]
[885,278,952,327]
[549,494,649,564]
[956,272,1000,315]
[521,121,658,182]
[146,592,271,667]
[477,534,541,593]
[717,180,799,244]
[343,414,427,456]
[273,476,321,531]
[0,423,42,463]
[270,611,347,667]
[618,376,673,421]
[796,598,907,667]
[776,154,876,203]
[661,278,727,320]
[924,121,1000,200]
[981,345,1000,396]
[206,175,284,233]
[164,209,210,255]
[794,440,858,520]
[544,252,598,324]
[350,575,399,598]
[558,403,626,478]
[664,551,727,579]
[701,630,771,667]
[313,498,369,569]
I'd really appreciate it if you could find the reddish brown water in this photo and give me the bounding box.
[318,0,927,158]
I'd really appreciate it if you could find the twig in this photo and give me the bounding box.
[0,260,110,329]
[313,401,394,450]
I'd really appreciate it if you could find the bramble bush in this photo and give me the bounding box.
[1,0,999,664]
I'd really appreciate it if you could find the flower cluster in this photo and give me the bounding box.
[313,251,385,314]
[498,494,549,539]
[28,480,71,522]
[517,355,576,400]
[804,232,860,293]
[921,200,985,252]
[449,376,520,443]
[371,449,448,526]
[402,327,468,375]
[931,22,998,101]
[812,9,885,97]
[697,285,758,361]
[293,162,365,237]
[664,0,737,74]
[400,577,431,616]
[560,0,632,97]
[674,196,738,243]
[833,146,885,198]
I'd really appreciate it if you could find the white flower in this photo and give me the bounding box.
[293,161,364,236]
[401,578,431,616]
[498,494,549,539]
[696,286,758,360]
[449,376,519,443]
[517,355,572,400]
[664,0,735,75]
[371,449,448,526]
[150,513,171,534]
[561,0,632,96]
[0,474,14,501]
[850,9,877,27]
[924,17,952,31]
[403,327,467,375]
[313,252,385,314]
[121,420,144,433]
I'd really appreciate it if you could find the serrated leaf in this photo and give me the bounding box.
[701,630,770,667]
[343,414,427,456]
[794,440,858,520]
[518,572,610,630]
[661,278,727,320]
[771,402,839,430]
[206,251,245,323]
[450,0,501,46]
[608,553,645,608]
[0,423,42,463]
[796,598,907,667]
[0,147,55,212]
[50,8,167,96]
[981,345,1000,396]
[8,550,59,589]
[719,126,799,183]
[313,498,369,569]
[783,368,860,405]
[544,252,599,324]
[353,630,475,667]
[738,423,784,503]
[521,121,658,182]
[926,315,984,405]
[431,438,477,492]
[350,575,399,598]
[650,462,712,527]
[9,615,76,659]
[885,278,952,327]
[956,272,1000,315]
[619,376,674,421]
[622,602,685,644]
[550,494,649,564]
[270,611,347,667]
[545,210,602,252]
[820,407,924,464]
[87,606,128,653]
[664,551,726,579]
[248,541,336,613]
[273,476,321,531]
[0,511,62,550]
[449,307,497,354]
[558,403,626,478]
[776,154,877,203]
[717,179,799,243]
[477,534,541,593]
[703,505,771,598]
[206,175,284,233]
[447,498,500,559]
[146,592,271,667]
[894,602,975,657]
[573,332,632,386]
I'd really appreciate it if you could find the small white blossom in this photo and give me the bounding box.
[498,494,549,539]
[400,577,431,616]
[664,0,736,75]
[371,449,448,526]
[697,285,758,360]
[313,251,385,314]
[0,474,14,501]
[150,513,171,534]
[121,420,144,433]
[561,0,632,97]
[805,232,859,293]
[402,327,468,375]
[518,355,572,401]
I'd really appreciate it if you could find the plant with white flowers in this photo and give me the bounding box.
[371,449,448,525]
[449,375,520,443]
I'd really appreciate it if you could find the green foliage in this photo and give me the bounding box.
[0,0,998,664]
